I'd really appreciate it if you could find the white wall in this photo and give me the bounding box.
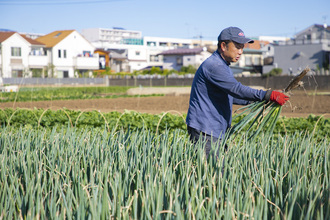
[51,31,97,77]
[1,33,31,77]
[81,28,101,42]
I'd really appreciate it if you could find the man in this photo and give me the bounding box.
[186,26,289,158]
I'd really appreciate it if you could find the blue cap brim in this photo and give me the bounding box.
[232,37,254,44]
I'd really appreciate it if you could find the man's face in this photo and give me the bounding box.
[221,41,244,63]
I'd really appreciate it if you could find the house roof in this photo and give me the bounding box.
[244,40,270,50]
[0,31,44,46]
[36,30,75,47]
[0,31,16,42]
[20,34,45,46]
[109,49,127,59]
[295,24,330,38]
[95,48,110,54]
[159,47,204,55]
[315,24,330,31]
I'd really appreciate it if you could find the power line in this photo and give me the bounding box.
[0,0,126,5]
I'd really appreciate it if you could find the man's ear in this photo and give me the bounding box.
[220,42,227,51]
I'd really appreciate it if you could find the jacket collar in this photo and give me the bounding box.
[215,50,230,66]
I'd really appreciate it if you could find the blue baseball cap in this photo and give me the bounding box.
[218,27,254,44]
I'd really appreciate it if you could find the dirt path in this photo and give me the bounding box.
[1,90,329,118]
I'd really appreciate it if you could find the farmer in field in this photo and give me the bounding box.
[186,26,289,158]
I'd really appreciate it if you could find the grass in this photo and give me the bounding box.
[307,92,330,96]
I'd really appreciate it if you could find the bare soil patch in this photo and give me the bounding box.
[1,89,329,118]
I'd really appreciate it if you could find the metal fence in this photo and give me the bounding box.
[2,75,330,90]
[2,77,106,86]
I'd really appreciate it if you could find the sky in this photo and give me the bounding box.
[0,0,330,41]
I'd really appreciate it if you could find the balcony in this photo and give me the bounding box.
[74,54,99,70]
[28,55,48,68]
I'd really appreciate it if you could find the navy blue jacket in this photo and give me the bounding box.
[186,50,267,139]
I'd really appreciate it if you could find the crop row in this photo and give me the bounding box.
[0,126,328,219]
[0,86,143,102]
[0,108,329,139]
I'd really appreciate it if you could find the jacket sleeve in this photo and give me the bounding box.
[207,64,267,101]
[233,97,251,105]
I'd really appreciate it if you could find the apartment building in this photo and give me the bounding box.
[82,27,217,72]
[81,27,142,45]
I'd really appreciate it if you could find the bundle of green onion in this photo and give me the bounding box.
[228,67,310,141]
[228,100,282,140]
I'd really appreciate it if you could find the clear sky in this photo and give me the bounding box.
[1,0,329,40]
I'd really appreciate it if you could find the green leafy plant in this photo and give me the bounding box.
[263,68,283,77]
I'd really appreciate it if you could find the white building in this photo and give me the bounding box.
[0,31,47,78]
[81,27,142,45]
[0,30,100,78]
[159,47,211,71]
[36,30,99,78]
[258,36,289,44]
[82,28,217,72]
[19,32,45,40]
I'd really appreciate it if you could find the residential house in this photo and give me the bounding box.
[206,41,266,74]
[82,28,215,73]
[158,47,211,71]
[94,49,110,74]
[36,30,99,78]
[108,49,130,73]
[0,31,47,78]
[238,40,269,74]
[267,24,330,75]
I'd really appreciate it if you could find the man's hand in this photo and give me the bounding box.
[270,91,289,106]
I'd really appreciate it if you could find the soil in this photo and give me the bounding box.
[1,89,330,118]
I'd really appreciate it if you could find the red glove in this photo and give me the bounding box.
[270,91,289,106]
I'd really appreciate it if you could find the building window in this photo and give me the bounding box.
[150,55,159,62]
[11,47,21,56]
[12,70,23,77]
[135,51,140,56]
[172,43,179,48]
[147,41,156,47]
[245,56,252,66]
[254,56,261,65]
[176,57,183,65]
[63,50,67,58]
[31,68,43,77]
[83,51,91,57]
[58,49,61,58]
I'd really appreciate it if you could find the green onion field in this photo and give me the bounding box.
[0,86,329,219]
[0,110,329,219]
